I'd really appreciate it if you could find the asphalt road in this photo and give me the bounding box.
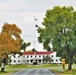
[8,68,57,75]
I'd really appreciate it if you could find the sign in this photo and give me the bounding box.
[62,58,65,64]
[61,58,65,69]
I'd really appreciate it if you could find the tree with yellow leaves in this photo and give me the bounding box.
[0,22,22,72]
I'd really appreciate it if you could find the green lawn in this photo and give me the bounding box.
[51,69,76,75]
[0,70,17,75]
[0,64,76,75]
[5,64,58,69]
[0,64,57,75]
[51,64,76,75]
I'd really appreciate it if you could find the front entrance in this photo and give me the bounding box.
[33,59,38,65]
[39,59,41,62]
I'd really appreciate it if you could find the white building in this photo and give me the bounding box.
[9,51,62,65]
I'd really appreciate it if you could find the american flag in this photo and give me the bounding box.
[35,24,38,27]
[34,17,38,21]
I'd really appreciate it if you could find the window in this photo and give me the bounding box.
[27,56,29,58]
[27,60,29,62]
[18,56,20,58]
[52,60,53,62]
[31,56,32,58]
[43,55,44,58]
[35,55,37,58]
[14,60,16,63]
[52,55,53,57]
[39,55,41,58]
[18,60,20,62]
[56,59,58,62]
[14,56,16,58]
[30,60,33,62]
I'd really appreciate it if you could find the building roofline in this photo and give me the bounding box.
[22,51,54,55]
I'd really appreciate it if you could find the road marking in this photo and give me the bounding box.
[46,69,55,75]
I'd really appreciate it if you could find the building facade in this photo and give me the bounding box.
[9,51,62,65]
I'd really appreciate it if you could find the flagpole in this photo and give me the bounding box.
[33,16,38,55]
[33,16,39,65]
[33,16,36,57]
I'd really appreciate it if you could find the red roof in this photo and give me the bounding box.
[23,52,54,55]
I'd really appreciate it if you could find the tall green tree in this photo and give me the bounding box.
[37,6,76,71]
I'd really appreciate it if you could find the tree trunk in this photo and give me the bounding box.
[1,63,5,72]
[1,58,6,72]
[68,55,73,71]
[66,45,73,71]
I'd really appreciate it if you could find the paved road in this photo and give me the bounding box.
[8,68,57,75]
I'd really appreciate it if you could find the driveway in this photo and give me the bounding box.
[8,68,57,75]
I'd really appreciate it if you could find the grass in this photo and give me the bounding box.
[0,70,17,75]
[51,69,76,75]
[0,64,58,75]
[5,64,58,69]
[51,64,76,75]
[0,64,76,75]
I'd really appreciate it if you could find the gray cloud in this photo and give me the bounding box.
[0,0,76,51]
[0,0,51,11]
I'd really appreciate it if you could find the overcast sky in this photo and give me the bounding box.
[0,0,76,51]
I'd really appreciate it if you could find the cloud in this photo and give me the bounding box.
[0,0,51,11]
[0,0,76,11]
[0,0,76,51]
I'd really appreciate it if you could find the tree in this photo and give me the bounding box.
[32,48,37,52]
[20,39,31,52]
[37,6,76,71]
[0,22,22,71]
[43,55,51,63]
[73,55,76,64]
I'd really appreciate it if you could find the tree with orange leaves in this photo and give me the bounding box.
[0,22,22,72]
